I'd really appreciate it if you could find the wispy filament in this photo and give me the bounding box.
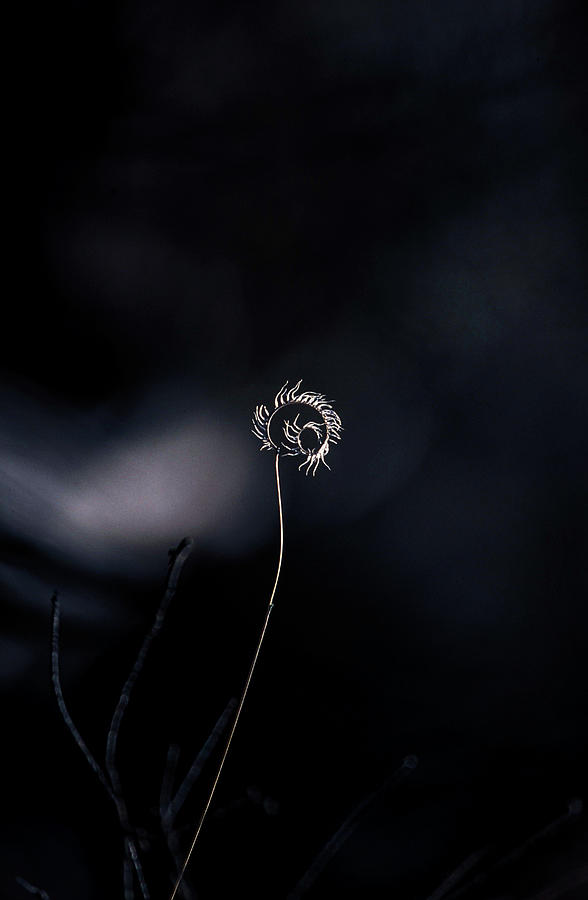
[252,379,343,475]
[170,452,284,899]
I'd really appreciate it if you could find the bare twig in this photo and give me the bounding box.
[50,593,114,801]
[15,877,50,899]
[160,744,181,824]
[444,798,583,900]
[165,830,198,900]
[123,853,134,900]
[526,865,588,900]
[287,754,419,899]
[425,846,491,900]
[159,699,237,899]
[103,537,193,899]
[163,697,238,830]
[53,593,146,895]
[127,836,150,900]
[51,538,194,900]
[106,537,194,797]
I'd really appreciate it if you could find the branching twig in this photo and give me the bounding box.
[51,538,194,900]
[287,754,419,899]
[103,537,193,899]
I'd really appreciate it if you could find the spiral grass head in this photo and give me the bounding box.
[252,380,343,475]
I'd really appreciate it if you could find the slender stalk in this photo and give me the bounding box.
[52,539,193,900]
[424,847,490,900]
[106,537,195,798]
[15,877,51,899]
[160,744,181,826]
[169,452,284,900]
[163,698,238,830]
[127,837,151,900]
[50,594,115,801]
[287,755,418,899]
[443,798,583,900]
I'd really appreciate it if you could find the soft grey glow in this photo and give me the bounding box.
[0,389,264,573]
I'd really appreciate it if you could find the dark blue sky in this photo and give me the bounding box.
[2,2,588,898]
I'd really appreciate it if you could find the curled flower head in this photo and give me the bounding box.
[252,380,343,475]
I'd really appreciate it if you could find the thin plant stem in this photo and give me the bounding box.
[123,854,134,900]
[527,865,588,900]
[160,744,181,826]
[52,593,147,896]
[425,847,491,900]
[165,832,198,900]
[105,537,192,900]
[127,837,151,900]
[443,798,583,900]
[169,452,285,900]
[287,755,418,899]
[163,697,238,830]
[50,594,115,801]
[106,537,195,798]
[160,699,236,898]
[52,539,193,900]
[15,877,51,899]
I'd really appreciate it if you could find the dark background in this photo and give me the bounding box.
[2,1,588,898]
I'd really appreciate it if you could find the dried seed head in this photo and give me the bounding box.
[252,380,343,475]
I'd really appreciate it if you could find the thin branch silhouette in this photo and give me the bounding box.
[160,743,181,827]
[162,697,238,831]
[106,537,195,797]
[158,699,237,899]
[526,864,588,900]
[123,856,133,900]
[287,754,418,899]
[425,847,492,900]
[51,537,194,900]
[48,382,344,899]
[51,594,114,801]
[15,877,50,899]
[443,798,583,900]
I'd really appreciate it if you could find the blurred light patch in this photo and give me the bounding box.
[62,420,253,557]
[1,388,266,574]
